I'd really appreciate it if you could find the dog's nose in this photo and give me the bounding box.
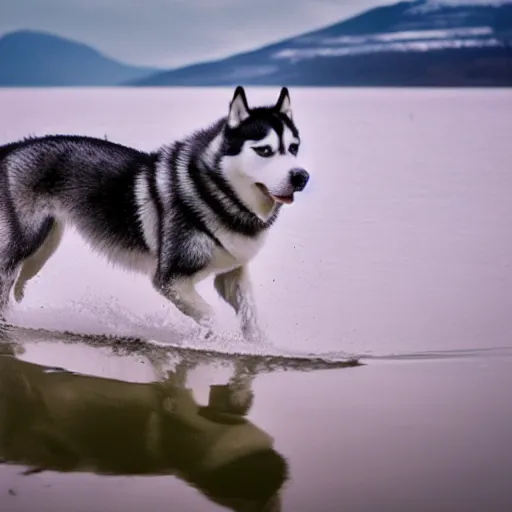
[289,168,310,192]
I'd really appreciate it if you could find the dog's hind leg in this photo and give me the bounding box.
[0,210,21,319]
[0,269,18,320]
[14,219,64,303]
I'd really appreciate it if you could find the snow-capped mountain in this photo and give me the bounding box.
[272,0,512,61]
[132,0,512,87]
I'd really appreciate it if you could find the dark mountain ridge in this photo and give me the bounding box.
[131,0,512,87]
[0,30,160,86]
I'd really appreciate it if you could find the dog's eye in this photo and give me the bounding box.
[252,145,274,158]
[289,143,299,156]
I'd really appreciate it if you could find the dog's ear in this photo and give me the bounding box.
[227,86,250,129]
[275,87,292,119]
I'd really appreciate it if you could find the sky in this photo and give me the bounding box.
[0,0,398,69]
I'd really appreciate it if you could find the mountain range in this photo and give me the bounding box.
[1,0,511,87]
[0,30,160,86]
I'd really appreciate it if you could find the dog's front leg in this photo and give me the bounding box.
[214,266,264,342]
[154,276,215,336]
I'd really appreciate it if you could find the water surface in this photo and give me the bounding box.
[0,88,511,511]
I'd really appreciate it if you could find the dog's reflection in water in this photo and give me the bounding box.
[0,346,288,512]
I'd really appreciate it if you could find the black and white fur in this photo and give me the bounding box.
[0,86,310,341]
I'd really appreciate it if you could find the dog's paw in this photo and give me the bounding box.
[200,327,215,340]
[241,322,265,344]
[13,281,25,303]
[197,317,217,341]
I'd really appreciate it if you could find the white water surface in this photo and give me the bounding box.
[0,87,511,360]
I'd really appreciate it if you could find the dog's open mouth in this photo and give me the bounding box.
[255,183,294,205]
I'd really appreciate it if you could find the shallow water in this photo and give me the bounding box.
[1,325,511,512]
[0,88,511,511]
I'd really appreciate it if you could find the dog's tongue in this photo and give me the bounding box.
[255,184,294,205]
[272,194,294,205]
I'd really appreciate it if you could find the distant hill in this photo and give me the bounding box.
[0,30,160,86]
[131,0,512,87]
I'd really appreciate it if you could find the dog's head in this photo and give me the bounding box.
[219,86,309,216]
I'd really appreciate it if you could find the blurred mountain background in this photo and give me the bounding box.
[1,0,511,87]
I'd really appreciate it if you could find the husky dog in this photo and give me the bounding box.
[0,86,310,340]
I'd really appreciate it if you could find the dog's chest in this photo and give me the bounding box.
[198,230,268,281]
[218,229,268,265]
